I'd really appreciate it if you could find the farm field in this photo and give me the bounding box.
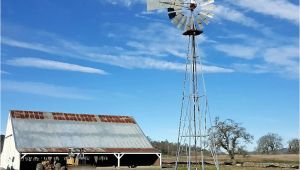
[175,167,293,170]
[163,154,299,163]
[162,154,299,169]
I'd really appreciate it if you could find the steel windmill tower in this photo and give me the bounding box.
[147,0,219,169]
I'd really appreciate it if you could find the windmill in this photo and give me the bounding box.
[147,0,219,170]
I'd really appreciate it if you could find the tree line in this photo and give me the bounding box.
[148,117,299,160]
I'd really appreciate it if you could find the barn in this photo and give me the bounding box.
[0,110,161,170]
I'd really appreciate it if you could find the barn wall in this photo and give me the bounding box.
[0,116,21,170]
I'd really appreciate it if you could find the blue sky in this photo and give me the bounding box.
[1,0,299,151]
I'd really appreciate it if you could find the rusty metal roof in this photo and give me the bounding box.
[11,110,136,124]
[10,110,157,153]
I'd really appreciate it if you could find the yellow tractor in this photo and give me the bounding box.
[66,156,79,166]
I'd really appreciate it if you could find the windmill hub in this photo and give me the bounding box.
[189,3,197,11]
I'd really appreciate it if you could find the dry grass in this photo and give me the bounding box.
[163,154,299,164]
[219,154,298,164]
[163,154,299,170]
[176,167,287,170]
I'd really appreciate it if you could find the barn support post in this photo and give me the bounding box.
[156,153,162,168]
[114,153,124,168]
[21,154,27,159]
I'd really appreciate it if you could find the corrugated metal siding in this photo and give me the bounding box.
[11,111,156,153]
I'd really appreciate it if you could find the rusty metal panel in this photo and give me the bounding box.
[11,111,154,153]
[11,110,44,120]
[98,115,136,124]
[11,110,135,124]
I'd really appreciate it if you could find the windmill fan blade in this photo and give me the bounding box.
[167,6,182,14]
[199,0,214,7]
[200,11,214,18]
[185,17,194,31]
[167,6,182,12]
[198,14,209,25]
[177,16,187,30]
[196,16,204,30]
[171,12,184,26]
[147,0,183,11]
[184,17,191,31]
[168,9,182,15]
[168,7,182,19]
[201,4,215,12]
[198,12,213,25]
[168,8,177,19]
[173,0,184,5]
[147,0,171,11]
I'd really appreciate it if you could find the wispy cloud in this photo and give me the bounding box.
[201,65,234,73]
[6,57,108,75]
[100,0,145,7]
[2,20,298,78]
[1,70,10,75]
[126,22,191,58]
[2,37,76,58]
[2,80,92,100]
[264,46,298,66]
[2,23,232,74]
[2,38,58,54]
[215,39,299,78]
[214,4,275,37]
[231,0,299,24]
[215,44,259,59]
[213,29,299,78]
[231,63,271,74]
[263,46,299,78]
[215,5,260,28]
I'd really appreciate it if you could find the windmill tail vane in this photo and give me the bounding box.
[146,0,219,170]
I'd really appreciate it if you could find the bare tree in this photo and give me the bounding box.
[256,133,283,154]
[288,138,299,153]
[210,117,253,160]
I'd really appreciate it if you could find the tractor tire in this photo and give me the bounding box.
[36,163,43,170]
